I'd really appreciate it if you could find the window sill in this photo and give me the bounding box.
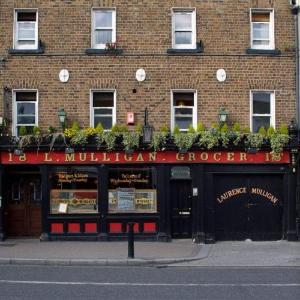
[246,48,281,56]
[8,47,45,55]
[167,41,203,55]
[85,48,123,55]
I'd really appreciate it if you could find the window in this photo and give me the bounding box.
[250,9,274,50]
[50,167,98,214]
[91,90,116,130]
[171,91,197,132]
[14,10,38,50]
[172,8,196,49]
[251,91,275,132]
[13,90,38,136]
[92,9,116,49]
[108,168,157,214]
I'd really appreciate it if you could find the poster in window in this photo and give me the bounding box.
[117,188,135,211]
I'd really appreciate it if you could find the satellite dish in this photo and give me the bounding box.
[59,69,69,83]
[136,68,146,82]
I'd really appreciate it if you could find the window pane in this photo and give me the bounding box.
[16,92,36,102]
[94,30,112,44]
[17,116,35,124]
[253,40,270,46]
[50,167,98,214]
[17,12,36,22]
[17,102,35,115]
[175,116,193,130]
[18,22,35,39]
[93,92,114,107]
[108,168,157,213]
[175,32,192,45]
[94,108,113,115]
[252,12,270,22]
[253,116,270,132]
[95,11,112,28]
[94,116,112,129]
[175,13,192,30]
[174,93,194,106]
[253,23,269,39]
[175,107,193,115]
[253,93,271,114]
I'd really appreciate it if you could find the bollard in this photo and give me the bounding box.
[128,222,135,258]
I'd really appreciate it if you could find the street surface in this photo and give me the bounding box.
[0,265,299,300]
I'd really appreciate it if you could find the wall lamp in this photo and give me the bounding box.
[142,107,153,144]
[218,107,228,124]
[58,108,67,130]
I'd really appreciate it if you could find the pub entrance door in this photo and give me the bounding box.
[5,175,42,237]
[215,174,283,241]
[171,180,192,238]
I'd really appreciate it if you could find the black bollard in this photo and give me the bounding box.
[128,222,135,259]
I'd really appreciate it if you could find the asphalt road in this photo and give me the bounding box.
[0,265,299,300]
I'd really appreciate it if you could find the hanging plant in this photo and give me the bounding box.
[245,133,264,149]
[173,132,197,152]
[151,131,168,151]
[198,129,219,149]
[70,130,88,146]
[122,132,140,151]
[102,131,118,151]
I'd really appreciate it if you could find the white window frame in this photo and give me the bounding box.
[250,90,275,132]
[172,8,196,49]
[91,8,116,49]
[171,90,197,132]
[14,9,38,50]
[250,8,274,50]
[90,89,116,130]
[12,89,39,136]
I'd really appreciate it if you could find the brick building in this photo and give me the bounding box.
[0,0,298,242]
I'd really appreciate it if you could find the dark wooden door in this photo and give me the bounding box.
[171,180,192,238]
[5,176,42,237]
[215,174,283,241]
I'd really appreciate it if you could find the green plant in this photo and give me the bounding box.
[64,121,81,138]
[219,124,230,148]
[19,126,27,136]
[196,122,205,132]
[246,132,264,149]
[269,132,290,154]
[135,123,143,133]
[70,130,88,145]
[151,131,168,151]
[33,126,41,136]
[173,132,196,152]
[267,126,275,137]
[231,123,244,146]
[187,124,195,133]
[232,123,241,133]
[160,124,170,133]
[111,124,128,133]
[122,132,140,151]
[47,126,56,134]
[198,130,219,149]
[95,123,104,134]
[102,131,118,151]
[49,132,67,151]
[258,126,267,137]
[173,125,180,135]
[278,124,289,135]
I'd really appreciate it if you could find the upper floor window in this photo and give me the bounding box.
[13,90,38,136]
[92,9,116,49]
[250,9,274,50]
[91,90,116,130]
[172,8,196,49]
[250,91,275,132]
[14,10,38,50]
[171,90,197,132]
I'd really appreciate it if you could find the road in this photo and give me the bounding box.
[0,265,299,300]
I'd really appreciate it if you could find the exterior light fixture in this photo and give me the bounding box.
[218,107,228,124]
[58,108,67,130]
[142,107,153,144]
[14,148,24,156]
[65,147,74,154]
[0,117,3,126]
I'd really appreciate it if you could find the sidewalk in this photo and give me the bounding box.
[0,239,299,267]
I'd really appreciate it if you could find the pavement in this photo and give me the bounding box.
[0,238,300,267]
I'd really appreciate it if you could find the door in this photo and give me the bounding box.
[171,180,192,238]
[215,174,283,241]
[5,175,42,237]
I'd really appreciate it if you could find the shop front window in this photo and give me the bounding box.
[50,167,98,214]
[108,168,157,213]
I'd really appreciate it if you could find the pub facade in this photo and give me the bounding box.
[0,148,297,243]
[0,0,299,242]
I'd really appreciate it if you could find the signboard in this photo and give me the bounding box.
[1,150,290,165]
[171,166,191,179]
[117,188,135,211]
